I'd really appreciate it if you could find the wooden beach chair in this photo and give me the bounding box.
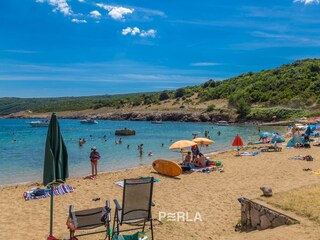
[66,200,111,240]
[112,177,155,240]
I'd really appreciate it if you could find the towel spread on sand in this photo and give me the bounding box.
[240,152,261,156]
[191,166,215,172]
[23,185,75,201]
[115,177,160,187]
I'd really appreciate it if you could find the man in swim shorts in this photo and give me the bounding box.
[89,147,100,179]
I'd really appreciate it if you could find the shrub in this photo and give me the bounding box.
[206,104,215,112]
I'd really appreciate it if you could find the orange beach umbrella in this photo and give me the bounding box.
[169,140,197,150]
[192,137,215,146]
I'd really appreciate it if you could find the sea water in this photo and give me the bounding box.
[0,118,286,185]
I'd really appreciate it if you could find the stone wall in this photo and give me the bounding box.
[240,198,299,231]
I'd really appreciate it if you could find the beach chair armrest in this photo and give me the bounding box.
[106,200,110,209]
[114,199,122,210]
[67,205,78,230]
[106,200,111,222]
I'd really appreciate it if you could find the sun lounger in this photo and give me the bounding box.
[112,177,155,240]
[115,177,159,187]
[66,200,111,240]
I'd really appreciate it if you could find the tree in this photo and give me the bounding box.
[236,98,251,118]
[175,88,185,98]
[159,91,169,101]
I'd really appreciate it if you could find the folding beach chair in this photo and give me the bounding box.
[66,200,111,240]
[112,177,154,240]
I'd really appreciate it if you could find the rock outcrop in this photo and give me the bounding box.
[240,198,298,232]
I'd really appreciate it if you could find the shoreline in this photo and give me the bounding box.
[2,111,296,125]
[0,149,230,188]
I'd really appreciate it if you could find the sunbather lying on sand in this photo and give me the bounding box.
[288,155,313,161]
[193,153,216,167]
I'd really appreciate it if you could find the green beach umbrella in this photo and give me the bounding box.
[43,112,68,240]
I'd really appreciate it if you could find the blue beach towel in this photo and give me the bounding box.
[240,151,261,156]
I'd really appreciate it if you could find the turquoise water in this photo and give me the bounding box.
[0,119,285,185]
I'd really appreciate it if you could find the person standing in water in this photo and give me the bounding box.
[89,147,100,179]
[139,144,144,157]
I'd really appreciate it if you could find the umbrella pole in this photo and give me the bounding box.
[48,186,57,240]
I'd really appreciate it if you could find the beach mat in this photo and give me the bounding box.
[23,185,75,201]
[115,177,160,187]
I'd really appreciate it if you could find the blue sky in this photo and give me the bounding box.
[1,0,320,97]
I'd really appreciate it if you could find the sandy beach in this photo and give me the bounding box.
[1,143,320,240]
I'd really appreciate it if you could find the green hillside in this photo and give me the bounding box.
[1,58,320,118]
[0,93,144,116]
[195,58,320,108]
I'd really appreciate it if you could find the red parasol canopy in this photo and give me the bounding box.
[232,134,244,146]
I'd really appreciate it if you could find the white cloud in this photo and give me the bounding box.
[140,29,156,37]
[72,18,87,23]
[35,0,72,16]
[122,27,156,37]
[109,7,134,20]
[294,0,320,4]
[97,3,134,20]
[89,10,101,19]
[78,0,85,2]
[191,62,221,67]
[122,27,134,35]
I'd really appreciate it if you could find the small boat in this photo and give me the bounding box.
[115,128,136,136]
[80,119,98,124]
[215,121,230,126]
[28,119,49,127]
[151,120,163,124]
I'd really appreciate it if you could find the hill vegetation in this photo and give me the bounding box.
[1,58,320,120]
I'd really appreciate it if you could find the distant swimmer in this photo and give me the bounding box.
[161,143,164,147]
[217,131,221,136]
[127,144,130,149]
[79,138,85,147]
[148,152,153,157]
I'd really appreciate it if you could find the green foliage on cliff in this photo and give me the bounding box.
[196,58,320,108]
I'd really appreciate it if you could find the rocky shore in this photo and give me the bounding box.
[4,111,233,123]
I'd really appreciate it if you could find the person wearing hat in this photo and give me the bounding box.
[89,147,100,179]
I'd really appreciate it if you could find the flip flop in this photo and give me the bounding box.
[303,168,312,171]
